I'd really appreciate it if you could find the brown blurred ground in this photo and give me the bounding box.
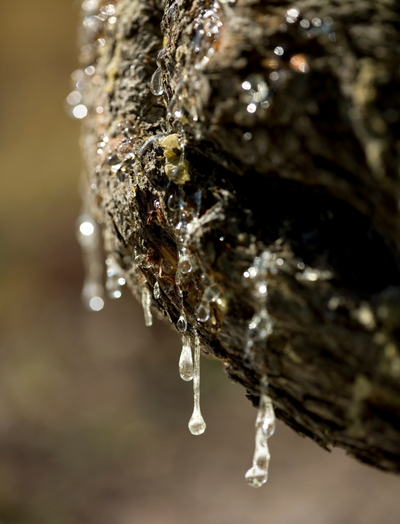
[0,1,399,523]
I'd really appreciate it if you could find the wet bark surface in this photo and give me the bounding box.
[79,0,400,473]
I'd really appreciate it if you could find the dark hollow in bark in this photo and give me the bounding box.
[79,0,400,473]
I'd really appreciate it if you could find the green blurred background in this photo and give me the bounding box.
[0,1,400,523]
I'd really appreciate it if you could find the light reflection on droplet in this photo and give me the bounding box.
[73,104,88,119]
[100,4,115,16]
[89,296,104,311]
[290,54,310,73]
[287,7,300,18]
[85,65,96,75]
[274,46,284,56]
[67,91,82,105]
[80,221,95,236]
[82,0,99,12]
[244,132,252,141]
[242,81,252,90]
[71,69,84,81]
[247,103,257,114]
[258,284,267,295]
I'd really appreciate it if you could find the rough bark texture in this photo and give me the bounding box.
[78,0,400,473]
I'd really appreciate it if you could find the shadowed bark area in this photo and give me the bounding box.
[79,0,400,473]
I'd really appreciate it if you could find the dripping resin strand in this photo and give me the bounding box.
[245,377,276,488]
[188,332,206,435]
[243,250,277,487]
[178,332,206,435]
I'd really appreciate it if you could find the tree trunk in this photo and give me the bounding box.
[76,0,400,473]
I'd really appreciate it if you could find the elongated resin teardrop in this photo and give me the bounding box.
[142,287,153,327]
[188,335,206,435]
[150,67,164,96]
[245,377,275,488]
[179,335,194,381]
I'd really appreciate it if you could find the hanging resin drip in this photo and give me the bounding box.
[142,287,153,327]
[243,250,275,368]
[188,333,206,435]
[245,377,276,488]
[77,212,104,311]
[179,334,194,381]
[105,257,126,299]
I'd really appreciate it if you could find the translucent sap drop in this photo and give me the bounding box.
[142,287,153,327]
[196,303,210,322]
[167,193,181,212]
[153,281,161,300]
[245,465,268,488]
[188,335,206,435]
[188,413,206,435]
[178,255,192,275]
[150,67,164,96]
[204,283,220,302]
[177,315,187,332]
[179,335,194,381]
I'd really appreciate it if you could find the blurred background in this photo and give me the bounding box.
[1,1,400,523]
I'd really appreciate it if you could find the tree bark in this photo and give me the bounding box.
[77,0,400,473]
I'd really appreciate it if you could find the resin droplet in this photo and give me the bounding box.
[204,283,220,302]
[179,335,194,381]
[178,255,192,275]
[150,67,164,96]
[188,413,207,436]
[153,281,161,300]
[188,335,206,435]
[177,315,187,333]
[142,287,153,327]
[196,303,210,323]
